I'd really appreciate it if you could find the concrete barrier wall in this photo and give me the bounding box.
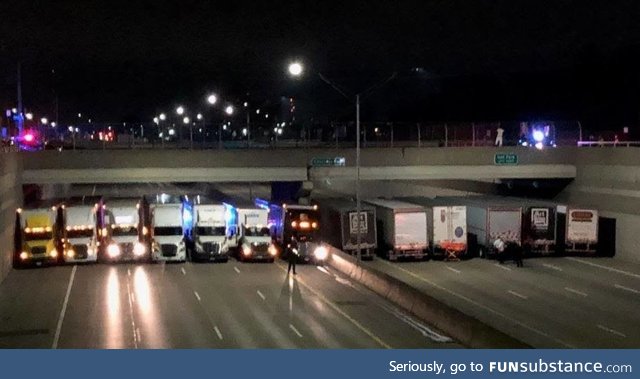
[558,149,640,263]
[327,247,529,348]
[0,153,22,283]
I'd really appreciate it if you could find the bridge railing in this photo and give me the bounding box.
[577,141,640,147]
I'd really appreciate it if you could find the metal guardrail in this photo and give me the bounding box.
[577,141,640,147]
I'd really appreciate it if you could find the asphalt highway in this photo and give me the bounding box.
[0,259,459,348]
[367,256,640,348]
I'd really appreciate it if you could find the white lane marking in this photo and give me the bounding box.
[507,290,528,300]
[127,268,131,276]
[380,261,574,348]
[214,326,223,340]
[542,263,563,272]
[289,324,303,338]
[194,291,201,302]
[446,266,461,274]
[52,265,77,349]
[135,327,141,343]
[131,293,136,304]
[181,267,186,275]
[566,257,640,280]
[495,263,512,271]
[317,266,332,276]
[275,261,391,348]
[597,324,627,338]
[564,287,588,297]
[125,277,138,348]
[257,290,266,300]
[234,266,240,274]
[614,284,640,295]
[335,276,351,285]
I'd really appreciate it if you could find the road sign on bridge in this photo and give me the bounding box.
[311,157,346,167]
[494,153,518,165]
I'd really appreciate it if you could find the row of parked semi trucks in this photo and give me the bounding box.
[14,194,603,267]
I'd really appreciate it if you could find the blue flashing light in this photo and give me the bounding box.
[254,198,270,210]
[532,130,545,143]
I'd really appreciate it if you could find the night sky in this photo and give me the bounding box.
[2,0,640,129]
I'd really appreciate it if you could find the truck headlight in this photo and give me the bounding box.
[107,243,121,258]
[19,251,28,260]
[268,244,278,256]
[313,246,328,261]
[66,249,75,258]
[133,242,146,257]
[50,249,59,258]
[242,245,252,257]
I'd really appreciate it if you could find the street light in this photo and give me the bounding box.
[288,62,303,77]
[207,94,218,105]
[25,112,33,120]
[176,106,185,115]
[225,105,234,115]
[40,117,48,125]
[196,113,203,120]
[159,113,166,121]
[287,61,396,261]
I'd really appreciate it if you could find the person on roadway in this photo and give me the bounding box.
[493,236,506,263]
[287,236,298,275]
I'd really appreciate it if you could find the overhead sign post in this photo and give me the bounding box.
[494,153,518,165]
[311,157,346,167]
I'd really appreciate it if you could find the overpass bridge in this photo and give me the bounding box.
[19,147,577,184]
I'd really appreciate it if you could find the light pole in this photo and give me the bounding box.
[288,61,395,261]
[176,106,185,147]
[159,113,166,148]
[183,116,192,149]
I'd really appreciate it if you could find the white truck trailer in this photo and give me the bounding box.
[365,199,427,260]
[401,197,468,260]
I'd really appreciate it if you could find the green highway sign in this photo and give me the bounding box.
[311,157,346,167]
[494,153,518,165]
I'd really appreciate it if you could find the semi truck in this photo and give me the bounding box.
[256,198,328,264]
[150,202,187,262]
[14,202,62,267]
[183,196,233,262]
[316,198,377,260]
[101,198,150,262]
[230,203,277,262]
[60,198,102,263]
[442,196,522,258]
[364,199,427,260]
[401,197,468,260]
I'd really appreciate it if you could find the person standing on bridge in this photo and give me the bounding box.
[495,126,504,147]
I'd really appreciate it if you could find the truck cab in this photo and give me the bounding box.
[150,202,186,262]
[231,205,277,262]
[15,204,61,267]
[258,199,327,264]
[101,198,150,262]
[60,201,100,263]
[183,196,232,262]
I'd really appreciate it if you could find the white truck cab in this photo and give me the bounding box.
[188,202,232,262]
[234,206,277,262]
[103,199,149,262]
[151,203,186,262]
[62,205,99,263]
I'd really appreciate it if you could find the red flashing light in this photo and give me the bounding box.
[24,133,35,142]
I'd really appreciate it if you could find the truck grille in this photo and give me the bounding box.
[202,242,220,254]
[161,244,178,257]
[31,246,46,255]
[73,244,88,259]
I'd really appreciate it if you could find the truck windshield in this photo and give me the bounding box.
[154,226,183,236]
[24,231,53,241]
[244,226,270,237]
[111,225,138,236]
[67,229,93,238]
[196,226,226,236]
